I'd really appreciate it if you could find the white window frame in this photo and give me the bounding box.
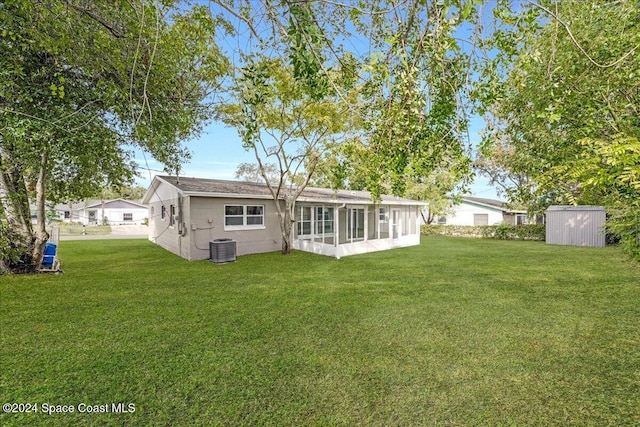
[296,205,335,241]
[297,206,313,239]
[379,206,388,223]
[123,212,133,222]
[347,207,366,242]
[224,204,265,231]
[315,206,334,236]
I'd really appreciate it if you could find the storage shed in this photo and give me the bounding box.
[545,206,606,247]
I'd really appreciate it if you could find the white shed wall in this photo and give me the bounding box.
[545,206,606,247]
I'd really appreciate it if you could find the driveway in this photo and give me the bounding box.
[60,224,148,241]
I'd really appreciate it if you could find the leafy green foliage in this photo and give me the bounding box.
[479,0,640,260]
[348,1,476,199]
[0,0,228,272]
[286,2,329,100]
[422,223,546,240]
[216,57,349,253]
[216,0,479,203]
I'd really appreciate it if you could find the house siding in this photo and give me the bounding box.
[445,203,503,226]
[189,196,282,260]
[146,183,188,259]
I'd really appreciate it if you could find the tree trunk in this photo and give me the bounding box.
[31,152,50,270]
[0,144,37,273]
[280,196,295,254]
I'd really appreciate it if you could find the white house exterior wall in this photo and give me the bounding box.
[87,208,147,225]
[444,202,504,226]
[146,183,189,259]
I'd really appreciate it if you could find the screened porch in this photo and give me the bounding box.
[292,203,420,258]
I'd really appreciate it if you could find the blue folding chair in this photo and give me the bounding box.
[40,242,62,273]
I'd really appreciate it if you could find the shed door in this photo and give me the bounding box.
[473,214,489,226]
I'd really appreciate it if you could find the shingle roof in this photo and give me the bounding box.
[462,196,507,209]
[462,196,526,213]
[84,199,147,209]
[154,175,423,206]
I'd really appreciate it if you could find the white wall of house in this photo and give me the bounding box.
[439,202,504,226]
[78,206,147,225]
[146,182,190,259]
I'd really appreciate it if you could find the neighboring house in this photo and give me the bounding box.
[51,201,86,223]
[77,199,148,225]
[432,196,530,226]
[142,175,425,260]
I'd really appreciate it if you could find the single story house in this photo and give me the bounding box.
[142,175,425,260]
[77,199,148,225]
[432,196,530,226]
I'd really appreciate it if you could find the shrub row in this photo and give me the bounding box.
[421,224,546,241]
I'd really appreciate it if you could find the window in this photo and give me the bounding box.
[315,206,334,235]
[246,205,264,225]
[379,207,388,223]
[296,205,335,244]
[473,213,488,226]
[437,216,447,225]
[123,213,133,222]
[161,205,166,220]
[169,205,176,226]
[224,205,265,230]
[64,211,70,219]
[516,214,527,225]
[297,206,312,237]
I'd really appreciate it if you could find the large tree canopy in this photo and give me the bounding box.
[209,0,484,253]
[480,0,640,258]
[0,0,228,272]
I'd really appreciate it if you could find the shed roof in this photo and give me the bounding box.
[145,175,424,206]
[546,205,605,212]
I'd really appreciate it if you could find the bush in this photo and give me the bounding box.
[606,204,640,261]
[421,224,545,241]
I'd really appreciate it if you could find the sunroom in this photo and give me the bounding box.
[293,202,421,259]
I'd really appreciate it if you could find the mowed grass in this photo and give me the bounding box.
[1,237,639,426]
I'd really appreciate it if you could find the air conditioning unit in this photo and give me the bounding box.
[210,239,236,264]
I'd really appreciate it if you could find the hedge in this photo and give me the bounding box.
[421,224,546,241]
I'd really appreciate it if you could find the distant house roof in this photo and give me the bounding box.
[84,199,147,210]
[143,175,424,206]
[461,196,526,214]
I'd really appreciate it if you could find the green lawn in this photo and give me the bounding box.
[1,237,639,426]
